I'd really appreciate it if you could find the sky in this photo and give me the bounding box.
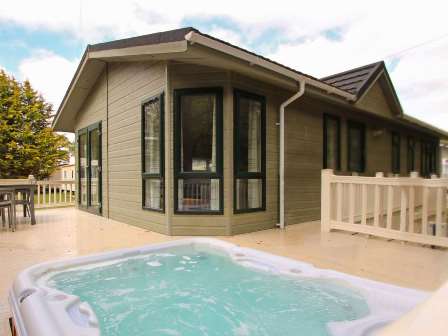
[0,0,447,132]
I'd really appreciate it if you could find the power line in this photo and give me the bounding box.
[384,32,448,60]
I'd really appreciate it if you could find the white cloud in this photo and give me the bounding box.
[0,0,390,43]
[266,2,448,131]
[391,39,448,131]
[18,50,79,109]
[1,0,447,131]
[207,27,246,49]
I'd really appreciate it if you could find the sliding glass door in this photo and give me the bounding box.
[77,122,102,214]
[79,132,88,207]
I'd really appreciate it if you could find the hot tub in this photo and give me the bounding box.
[9,238,428,336]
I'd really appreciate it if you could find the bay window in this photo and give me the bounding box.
[234,90,266,212]
[174,88,223,213]
[142,94,164,211]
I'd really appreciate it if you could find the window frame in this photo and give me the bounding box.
[233,89,266,214]
[421,139,438,177]
[323,114,341,170]
[141,93,165,212]
[76,121,102,215]
[407,136,416,173]
[347,120,366,173]
[173,87,224,215]
[391,132,401,174]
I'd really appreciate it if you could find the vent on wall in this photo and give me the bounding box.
[372,129,385,137]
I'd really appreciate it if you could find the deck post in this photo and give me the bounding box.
[373,172,384,227]
[321,169,333,232]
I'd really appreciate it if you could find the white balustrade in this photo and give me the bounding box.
[35,180,76,208]
[321,169,448,247]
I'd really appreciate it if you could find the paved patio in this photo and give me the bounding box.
[2,207,448,335]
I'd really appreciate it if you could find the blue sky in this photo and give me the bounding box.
[0,0,447,131]
[0,24,83,74]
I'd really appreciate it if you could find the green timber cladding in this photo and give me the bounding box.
[55,28,445,236]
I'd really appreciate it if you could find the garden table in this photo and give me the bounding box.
[0,183,36,231]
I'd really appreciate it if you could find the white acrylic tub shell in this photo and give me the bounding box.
[9,238,429,336]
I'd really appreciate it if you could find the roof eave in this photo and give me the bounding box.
[52,41,188,132]
[184,31,356,102]
[399,114,448,139]
[52,48,89,131]
[88,40,188,61]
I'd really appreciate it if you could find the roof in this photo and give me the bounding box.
[321,61,384,97]
[87,27,345,93]
[52,27,447,138]
[89,27,196,52]
[52,27,354,132]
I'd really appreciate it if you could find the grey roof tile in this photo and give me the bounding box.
[321,61,384,97]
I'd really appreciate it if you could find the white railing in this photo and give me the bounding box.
[321,169,448,247]
[35,180,76,208]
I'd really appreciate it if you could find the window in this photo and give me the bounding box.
[78,132,88,206]
[347,121,365,173]
[407,137,416,173]
[421,140,438,177]
[142,93,164,211]
[391,132,401,174]
[323,115,341,170]
[77,122,102,214]
[234,90,266,212]
[174,88,223,213]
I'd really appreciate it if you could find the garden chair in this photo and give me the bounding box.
[14,188,36,225]
[0,190,14,231]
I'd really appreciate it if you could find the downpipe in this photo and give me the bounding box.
[278,80,306,229]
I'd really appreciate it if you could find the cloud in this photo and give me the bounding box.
[18,50,79,109]
[265,2,448,131]
[0,0,373,43]
[1,0,447,131]
[391,39,448,131]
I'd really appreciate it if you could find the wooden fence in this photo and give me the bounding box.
[35,180,76,208]
[321,169,448,247]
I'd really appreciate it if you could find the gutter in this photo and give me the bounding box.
[399,114,448,139]
[184,31,356,102]
[279,81,306,229]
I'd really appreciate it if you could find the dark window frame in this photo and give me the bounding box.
[407,136,416,173]
[76,121,102,215]
[141,93,165,212]
[233,89,266,214]
[421,139,438,177]
[347,120,366,173]
[173,87,224,215]
[391,132,401,174]
[323,114,341,170]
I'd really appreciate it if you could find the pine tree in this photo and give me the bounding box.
[0,70,69,179]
